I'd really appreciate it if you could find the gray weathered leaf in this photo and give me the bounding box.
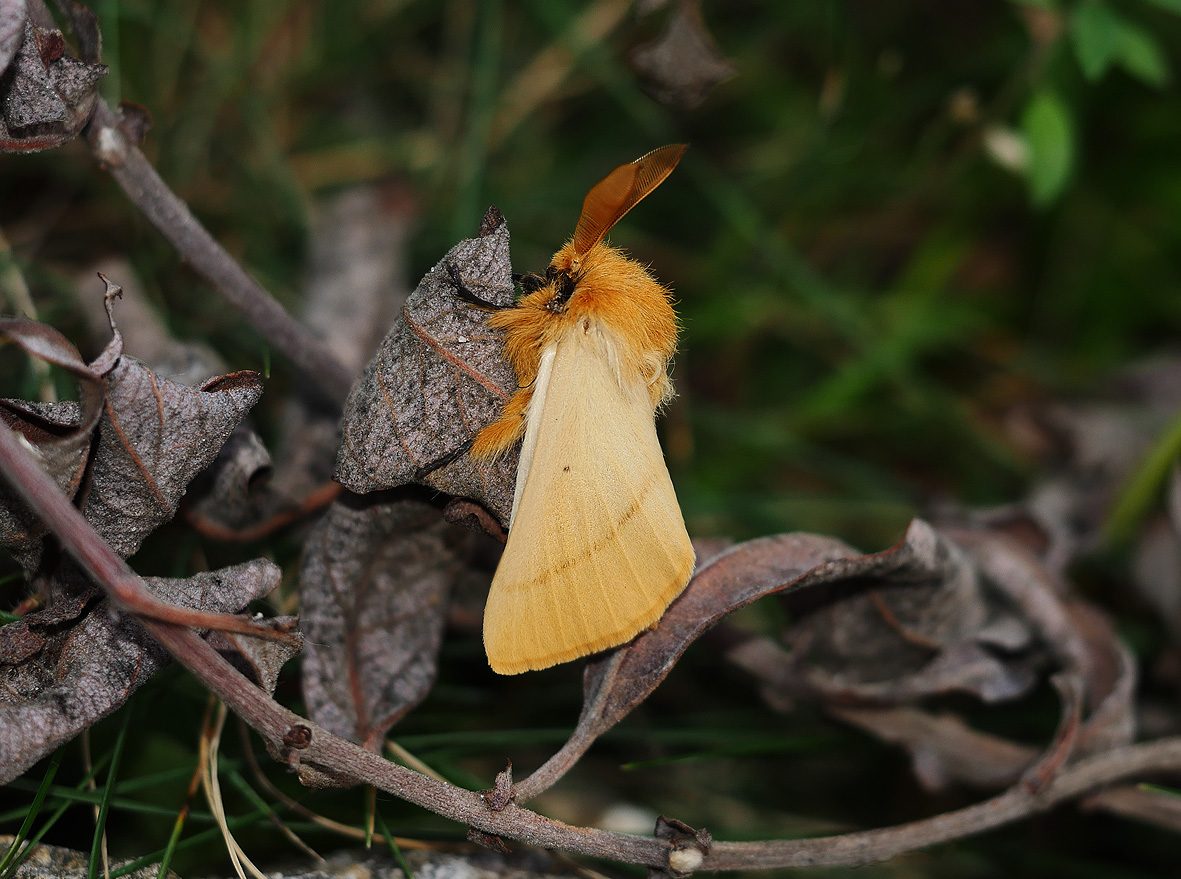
[300,494,468,753]
[208,615,302,696]
[0,317,109,571]
[516,520,1072,801]
[72,259,226,387]
[806,530,1135,796]
[761,523,1038,706]
[630,0,735,109]
[514,529,862,801]
[71,261,276,536]
[335,207,518,524]
[0,559,281,784]
[0,20,105,153]
[272,184,416,506]
[83,360,262,558]
[0,0,26,76]
[185,425,274,532]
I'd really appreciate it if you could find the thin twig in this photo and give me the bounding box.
[4,419,1181,873]
[0,420,298,645]
[83,100,353,407]
[237,720,435,853]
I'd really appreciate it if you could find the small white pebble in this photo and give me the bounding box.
[668,847,704,874]
[457,335,469,344]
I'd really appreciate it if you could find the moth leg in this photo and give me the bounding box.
[413,440,474,481]
[471,387,532,460]
[447,262,512,310]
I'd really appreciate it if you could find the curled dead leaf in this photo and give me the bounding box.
[0,0,26,77]
[0,19,105,152]
[0,559,281,784]
[81,359,263,558]
[208,615,302,696]
[0,315,112,570]
[336,206,518,525]
[631,0,735,109]
[514,529,862,801]
[300,493,471,755]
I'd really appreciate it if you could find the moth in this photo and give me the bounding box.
[464,145,695,675]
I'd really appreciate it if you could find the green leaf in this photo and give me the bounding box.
[1072,0,1119,80]
[1114,19,1170,86]
[1021,91,1074,206]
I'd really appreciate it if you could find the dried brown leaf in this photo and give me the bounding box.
[950,529,1137,753]
[0,0,26,75]
[336,206,518,525]
[82,359,262,558]
[185,425,274,531]
[72,259,226,387]
[514,530,861,801]
[271,184,416,507]
[208,615,302,696]
[302,185,416,379]
[517,520,1074,801]
[0,19,105,152]
[630,0,735,109]
[300,494,468,753]
[830,705,1036,792]
[0,559,281,784]
[0,316,109,570]
[769,522,1040,706]
[815,531,1136,798]
[1084,785,1181,834]
[70,262,276,536]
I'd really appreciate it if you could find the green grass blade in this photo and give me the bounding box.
[1106,408,1181,544]
[376,811,414,879]
[3,752,113,876]
[88,708,134,879]
[155,760,201,879]
[0,748,64,878]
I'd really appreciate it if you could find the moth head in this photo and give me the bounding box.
[524,146,686,314]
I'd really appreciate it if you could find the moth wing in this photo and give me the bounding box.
[484,323,695,675]
[571,144,687,256]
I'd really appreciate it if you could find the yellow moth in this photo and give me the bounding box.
[466,145,695,675]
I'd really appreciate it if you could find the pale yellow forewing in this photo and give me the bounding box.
[484,320,695,675]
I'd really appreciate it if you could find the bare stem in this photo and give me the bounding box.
[3,419,1181,872]
[84,100,354,407]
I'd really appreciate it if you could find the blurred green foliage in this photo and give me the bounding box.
[3,0,1181,876]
